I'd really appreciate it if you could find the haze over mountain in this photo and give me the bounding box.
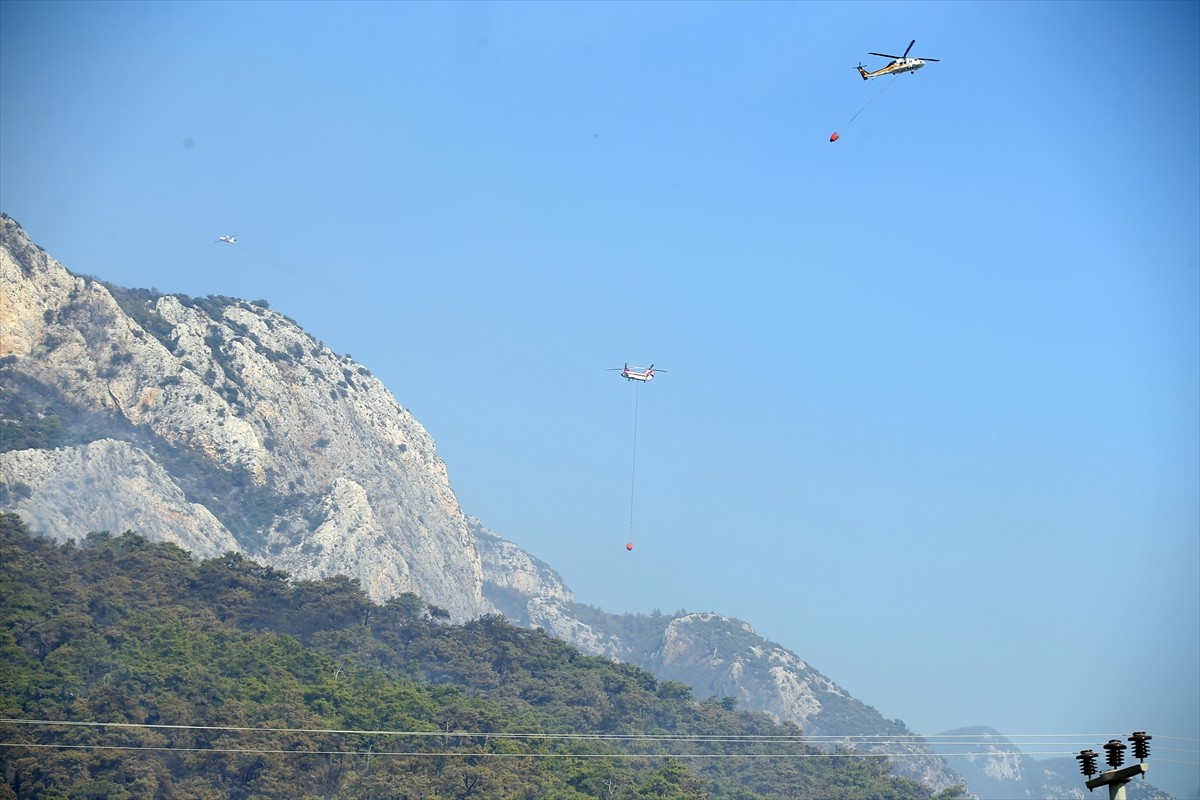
[0,214,979,793]
[3,212,1192,799]
[3,2,1197,796]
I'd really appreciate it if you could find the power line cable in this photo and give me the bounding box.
[3,741,1195,764]
[3,719,1195,763]
[4,720,1196,745]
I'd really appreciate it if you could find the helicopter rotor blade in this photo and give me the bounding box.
[902,39,915,58]
[868,52,900,59]
[916,57,940,62]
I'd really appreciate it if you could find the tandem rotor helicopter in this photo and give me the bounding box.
[856,39,940,80]
[609,361,667,553]
[608,363,665,382]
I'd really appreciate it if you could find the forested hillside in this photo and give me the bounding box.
[0,514,964,799]
[1,217,968,793]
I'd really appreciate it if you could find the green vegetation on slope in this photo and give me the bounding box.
[0,514,959,799]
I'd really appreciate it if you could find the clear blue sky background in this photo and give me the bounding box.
[3,1,1197,795]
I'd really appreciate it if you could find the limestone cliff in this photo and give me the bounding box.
[0,438,237,558]
[0,213,967,793]
[0,214,485,618]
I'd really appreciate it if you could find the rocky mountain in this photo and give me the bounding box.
[0,213,964,792]
[937,726,1175,800]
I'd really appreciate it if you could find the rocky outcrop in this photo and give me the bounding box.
[651,614,831,727]
[1,214,971,793]
[0,438,237,558]
[628,612,961,791]
[472,518,634,657]
[0,214,486,619]
[472,517,573,606]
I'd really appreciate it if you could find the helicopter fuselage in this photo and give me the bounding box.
[858,58,928,80]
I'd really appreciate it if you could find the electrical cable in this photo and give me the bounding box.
[3,719,1195,764]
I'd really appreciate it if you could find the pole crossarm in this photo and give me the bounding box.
[1085,762,1147,791]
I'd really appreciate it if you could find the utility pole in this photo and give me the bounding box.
[1076,731,1152,799]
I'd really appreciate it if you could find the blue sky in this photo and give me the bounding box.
[2,1,1197,795]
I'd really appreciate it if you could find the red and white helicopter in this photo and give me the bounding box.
[856,40,939,80]
[609,363,665,382]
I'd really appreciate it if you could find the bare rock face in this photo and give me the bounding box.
[0,214,970,795]
[527,598,628,661]
[470,517,633,657]
[0,438,237,558]
[639,613,958,790]
[0,214,486,619]
[471,517,572,605]
[654,614,830,727]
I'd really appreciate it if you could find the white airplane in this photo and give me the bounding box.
[215,235,237,244]
[608,363,665,382]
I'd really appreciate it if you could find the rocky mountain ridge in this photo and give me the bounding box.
[0,213,964,791]
[1,214,485,618]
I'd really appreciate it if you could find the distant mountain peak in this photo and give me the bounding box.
[2,213,970,794]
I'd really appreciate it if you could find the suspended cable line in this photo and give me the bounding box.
[606,362,663,551]
[830,75,899,142]
[627,381,639,551]
[849,74,899,123]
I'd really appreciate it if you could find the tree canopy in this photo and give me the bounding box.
[0,513,956,799]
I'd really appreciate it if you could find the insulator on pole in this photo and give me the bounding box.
[1103,739,1127,769]
[1129,731,1151,762]
[1076,749,1099,777]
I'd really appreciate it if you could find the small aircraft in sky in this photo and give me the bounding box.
[856,40,939,80]
[215,235,237,244]
[609,363,665,382]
